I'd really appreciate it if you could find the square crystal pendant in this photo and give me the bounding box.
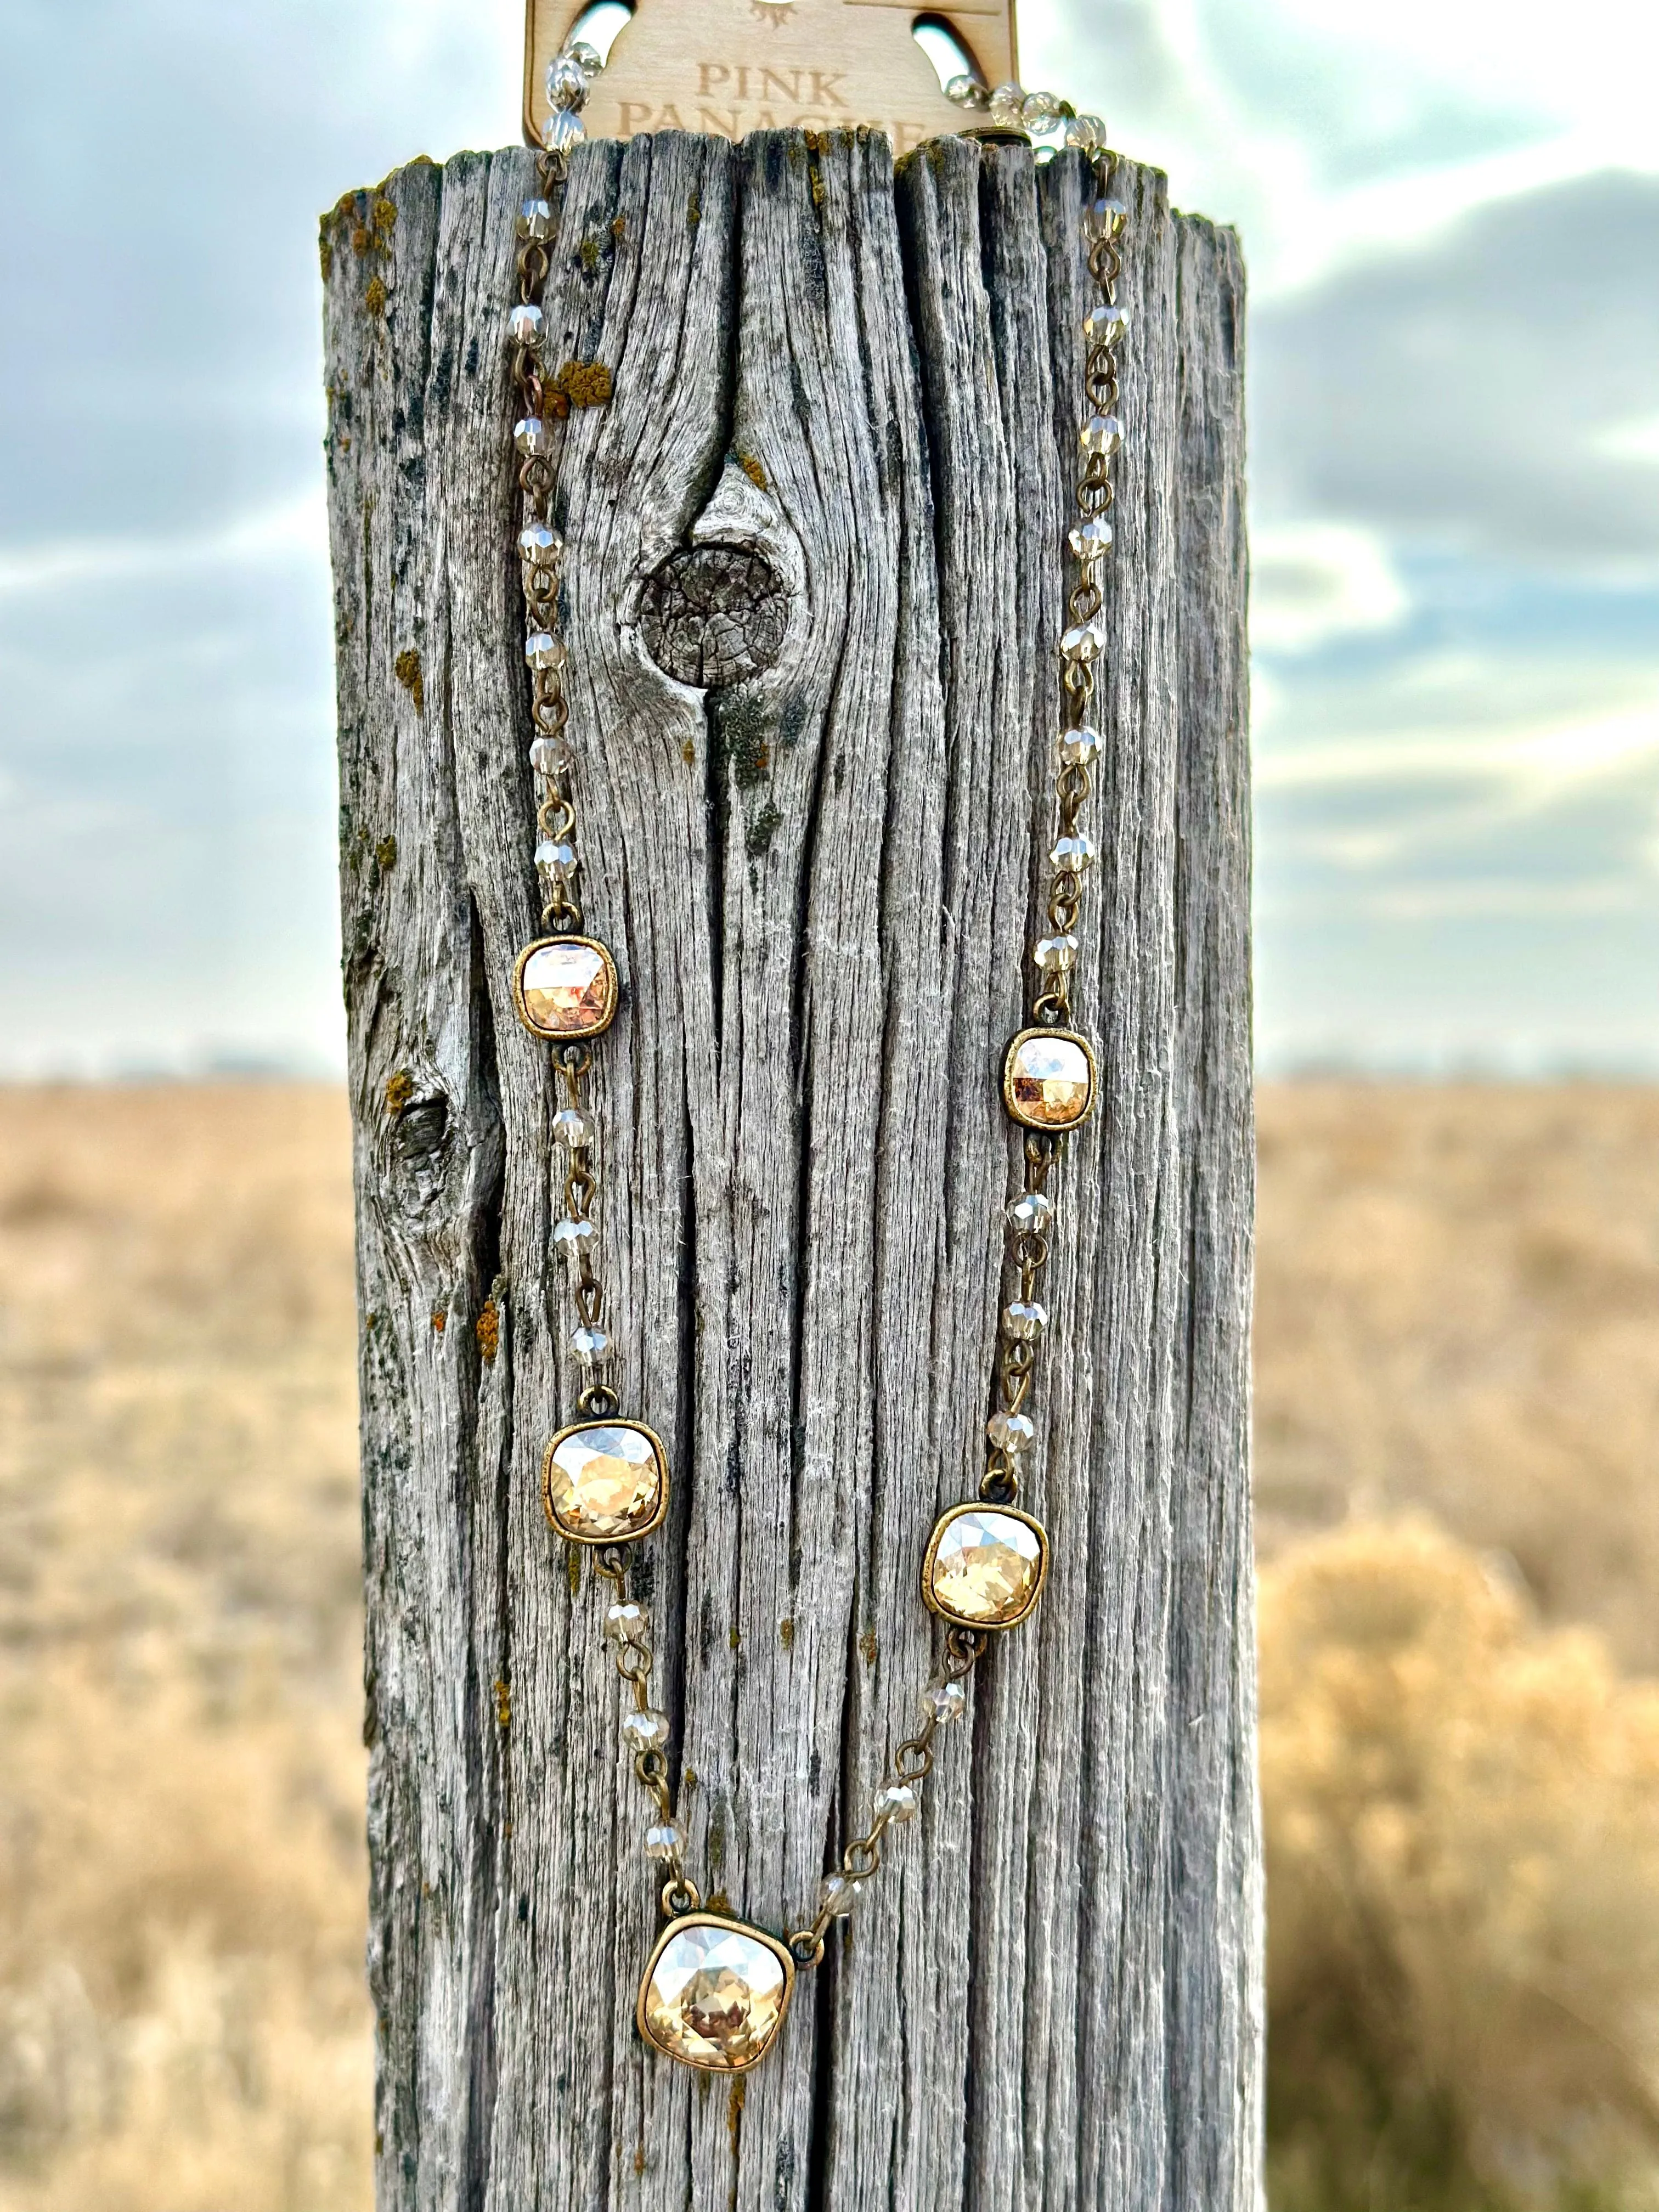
[541,1419,669,1544]
[512,935,618,1041]
[922,1502,1049,1630]
[637,1914,796,2073]
[1002,1026,1097,1132]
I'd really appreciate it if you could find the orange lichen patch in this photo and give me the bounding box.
[858,1628,877,1667]
[430,1306,447,1334]
[384,1070,415,1116]
[475,1297,500,1362]
[393,648,423,709]
[493,1678,511,1729]
[364,275,387,317]
[553,358,613,409]
[736,450,768,491]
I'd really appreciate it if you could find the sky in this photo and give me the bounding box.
[0,0,1655,1076]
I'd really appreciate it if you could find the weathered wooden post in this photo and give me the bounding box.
[323,99,1256,2212]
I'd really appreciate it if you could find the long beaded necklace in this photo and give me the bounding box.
[505,43,1128,2075]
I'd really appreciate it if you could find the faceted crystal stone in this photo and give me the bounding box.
[1087,195,1129,237]
[1069,518,1113,560]
[1066,112,1107,150]
[571,1323,610,1363]
[528,735,567,775]
[515,416,551,456]
[519,521,563,568]
[926,1507,1047,1629]
[546,53,588,107]
[945,73,988,108]
[1035,933,1079,972]
[1022,89,1063,127]
[1006,1032,1094,1129]
[566,38,603,78]
[508,302,544,347]
[818,1872,859,1916]
[604,1599,650,1643]
[622,1706,669,1751]
[1060,620,1106,663]
[1004,1300,1048,1340]
[644,1821,685,1860]
[921,1678,967,1726]
[545,108,585,151]
[552,1215,597,1263]
[1052,832,1097,872]
[552,1108,592,1150]
[518,940,613,1038]
[988,80,1025,127]
[640,1920,792,2072]
[535,838,578,874]
[545,1421,664,1541]
[1080,413,1123,457]
[1059,723,1103,764]
[986,1409,1036,1453]
[524,628,563,668]
[874,1781,918,1824]
[1007,1189,1053,1235]
[1084,303,1130,349]
[516,197,555,241]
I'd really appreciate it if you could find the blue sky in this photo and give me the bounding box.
[0,0,1655,1075]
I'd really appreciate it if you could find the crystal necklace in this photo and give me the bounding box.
[506,44,1127,2074]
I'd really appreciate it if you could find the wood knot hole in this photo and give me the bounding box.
[640,544,787,689]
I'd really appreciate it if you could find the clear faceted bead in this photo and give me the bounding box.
[546,54,589,108]
[987,1409,1036,1454]
[1066,112,1108,151]
[529,735,566,774]
[1069,517,1114,561]
[545,109,585,153]
[1053,831,1097,872]
[566,38,603,79]
[535,838,578,873]
[621,1707,670,1752]
[1005,1300,1048,1340]
[605,1599,650,1644]
[1022,89,1063,128]
[1061,620,1107,662]
[515,415,551,456]
[1080,413,1124,456]
[553,1215,597,1262]
[1035,933,1080,971]
[644,1821,685,1860]
[517,197,555,241]
[519,521,563,567]
[874,1782,919,1825]
[945,74,989,109]
[1059,724,1103,765]
[525,630,565,669]
[572,1323,610,1363]
[508,302,544,348]
[818,1872,859,1917]
[921,1679,967,1726]
[552,1106,593,1149]
[1087,195,1129,238]
[1007,1189,1053,1235]
[1084,303,1130,349]
[988,81,1025,128]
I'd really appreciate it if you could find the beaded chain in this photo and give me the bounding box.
[504,40,1128,2073]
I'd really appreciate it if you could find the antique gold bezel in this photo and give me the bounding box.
[1001,1024,1098,1132]
[512,934,619,1042]
[922,1500,1051,1630]
[541,1417,670,1544]
[635,1912,797,2074]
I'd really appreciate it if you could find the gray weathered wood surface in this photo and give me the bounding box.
[323,127,1257,2212]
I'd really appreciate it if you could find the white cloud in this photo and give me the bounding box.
[1250,523,1409,653]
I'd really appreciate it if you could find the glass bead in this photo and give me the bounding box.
[1052,832,1097,872]
[1066,113,1108,151]
[572,1323,610,1363]
[516,198,555,241]
[621,1707,669,1752]
[1080,413,1123,457]
[528,736,565,774]
[515,415,551,456]
[525,630,565,669]
[546,54,589,108]
[1035,933,1079,972]
[1060,620,1106,662]
[605,1599,650,1643]
[874,1782,918,1824]
[545,109,585,153]
[1007,1189,1053,1234]
[508,302,544,347]
[945,74,988,109]
[1087,195,1129,237]
[552,1106,593,1149]
[520,521,563,567]
[553,1215,597,1262]
[987,1409,1036,1453]
[818,1872,859,1917]
[1022,89,1063,128]
[1084,303,1130,349]
[988,81,1025,128]
[1059,724,1103,765]
[535,838,578,873]
[644,1821,685,1860]
[565,38,603,79]
[1005,1300,1048,1340]
[921,1679,967,1726]
[1069,518,1114,561]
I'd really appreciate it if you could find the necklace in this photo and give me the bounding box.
[504,47,1127,2075]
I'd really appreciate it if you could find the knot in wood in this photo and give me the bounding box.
[640,544,787,690]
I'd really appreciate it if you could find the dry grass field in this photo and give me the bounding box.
[0,1080,1654,2210]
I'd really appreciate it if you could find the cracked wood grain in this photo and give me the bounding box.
[323,126,1258,2212]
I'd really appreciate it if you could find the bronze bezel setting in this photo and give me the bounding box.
[512,934,619,1042]
[635,1912,797,2074]
[541,1417,669,1545]
[922,1501,1051,1631]
[1001,1024,1098,1132]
